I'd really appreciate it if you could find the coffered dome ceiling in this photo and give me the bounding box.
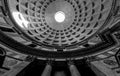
[8,0,113,47]
[0,0,119,60]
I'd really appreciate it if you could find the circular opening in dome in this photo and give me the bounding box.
[54,11,65,23]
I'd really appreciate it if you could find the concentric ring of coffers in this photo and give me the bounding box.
[8,0,113,48]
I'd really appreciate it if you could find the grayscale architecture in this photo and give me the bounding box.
[0,0,120,76]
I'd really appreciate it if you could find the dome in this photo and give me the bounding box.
[0,0,119,76]
[0,0,117,59]
[8,0,113,48]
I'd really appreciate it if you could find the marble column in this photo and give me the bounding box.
[69,64,81,76]
[41,64,52,76]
